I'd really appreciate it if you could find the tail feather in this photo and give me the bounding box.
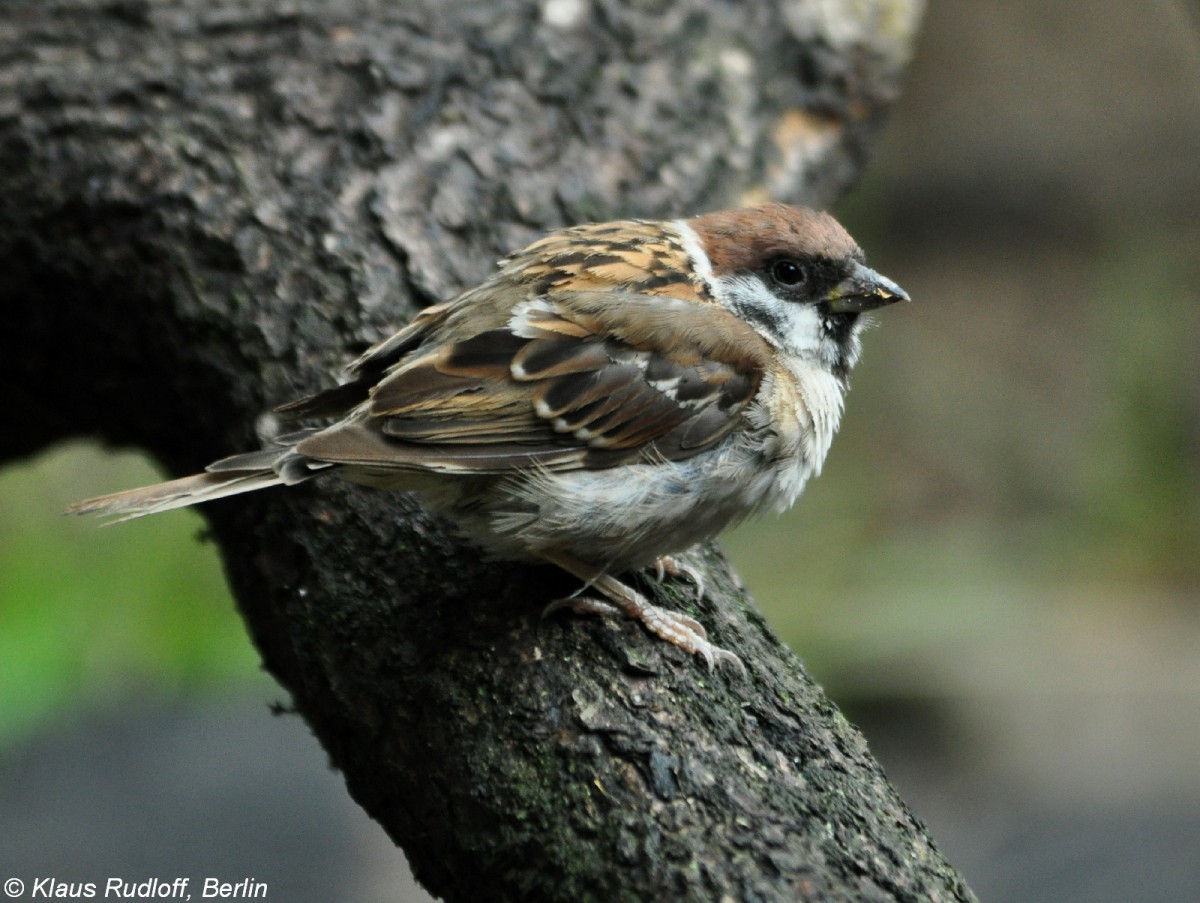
[66,469,288,523]
[204,429,322,474]
[69,430,329,523]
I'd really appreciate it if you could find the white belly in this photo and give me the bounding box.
[463,429,820,572]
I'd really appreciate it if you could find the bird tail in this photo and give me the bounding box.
[66,469,288,523]
[67,431,328,523]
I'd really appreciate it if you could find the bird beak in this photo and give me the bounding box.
[825,262,910,313]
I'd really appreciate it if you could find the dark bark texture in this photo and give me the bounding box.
[2,1,975,900]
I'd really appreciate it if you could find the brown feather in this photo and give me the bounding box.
[66,470,287,522]
[275,379,373,420]
[296,423,584,473]
[242,219,772,479]
[284,285,770,475]
[511,338,610,379]
[688,203,864,274]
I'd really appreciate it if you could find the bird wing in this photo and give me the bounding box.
[293,290,771,475]
[274,300,459,420]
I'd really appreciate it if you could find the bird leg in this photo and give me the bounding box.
[540,551,743,673]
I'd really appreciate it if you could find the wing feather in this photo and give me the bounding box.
[276,302,460,420]
[290,290,770,476]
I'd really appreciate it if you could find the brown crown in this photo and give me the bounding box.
[689,204,863,274]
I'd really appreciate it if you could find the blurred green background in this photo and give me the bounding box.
[3,2,1198,901]
[0,447,258,743]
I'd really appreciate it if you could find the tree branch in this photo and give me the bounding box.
[2,1,974,899]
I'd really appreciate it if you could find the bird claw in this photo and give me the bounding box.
[652,554,706,600]
[544,594,743,673]
[539,551,744,674]
[542,595,743,678]
[633,602,743,673]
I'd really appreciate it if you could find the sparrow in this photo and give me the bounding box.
[70,204,907,671]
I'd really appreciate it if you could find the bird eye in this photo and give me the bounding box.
[769,259,808,288]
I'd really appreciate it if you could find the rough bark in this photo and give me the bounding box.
[2,1,975,900]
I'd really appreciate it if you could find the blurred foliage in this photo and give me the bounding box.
[0,445,257,748]
[1074,233,1200,583]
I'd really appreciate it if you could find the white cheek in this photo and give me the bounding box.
[773,302,825,357]
[712,274,833,363]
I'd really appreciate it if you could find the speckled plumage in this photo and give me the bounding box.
[71,205,907,670]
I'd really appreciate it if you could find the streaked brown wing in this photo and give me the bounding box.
[296,291,770,474]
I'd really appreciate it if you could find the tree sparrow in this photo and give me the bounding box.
[71,204,908,671]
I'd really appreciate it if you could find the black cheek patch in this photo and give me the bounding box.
[733,298,786,343]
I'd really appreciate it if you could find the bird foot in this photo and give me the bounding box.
[541,552,744,674]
